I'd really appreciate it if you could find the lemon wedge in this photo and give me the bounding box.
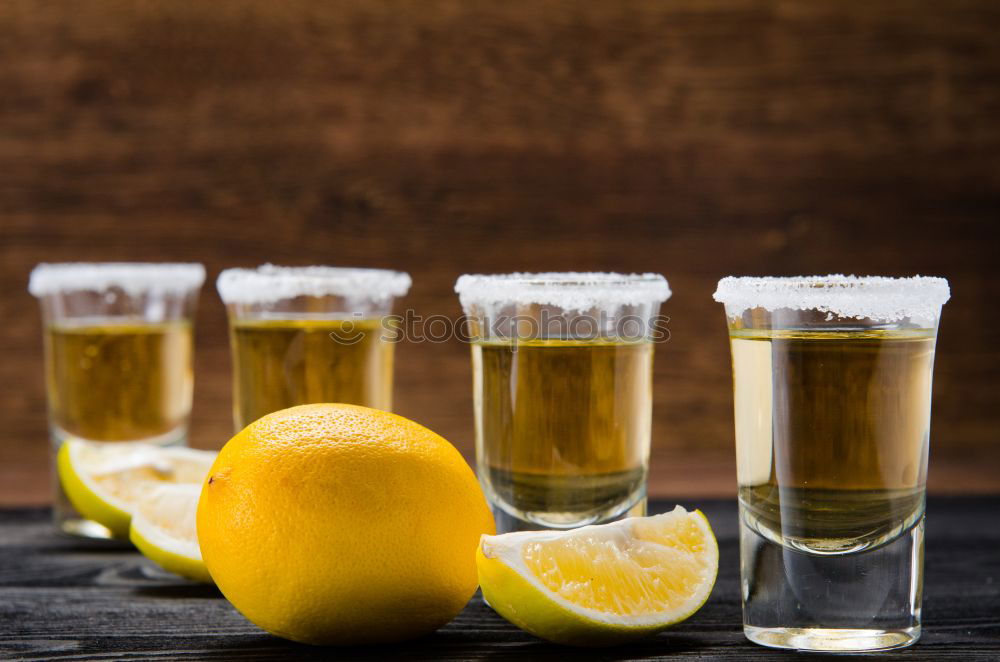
[57,439,216,539]
[130,483,211,583]
[477,506,718,646]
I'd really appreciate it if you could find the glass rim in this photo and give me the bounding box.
[28,262,206,298]
[455,272,671,311]
[216,264,411,305]
[713,274,950,321]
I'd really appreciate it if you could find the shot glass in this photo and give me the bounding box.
[455,272,671,533]
[217,265,411,431]
[29,262,206,538]
[713,275,951,652]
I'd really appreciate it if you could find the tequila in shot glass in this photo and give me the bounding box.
[29,262,206,538]
[713,275,950,652]
[455,272,671,533]
[217,265,411,430]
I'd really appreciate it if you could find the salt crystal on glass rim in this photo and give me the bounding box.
[455,272,671,314]
[713,274,950,323]
[217,264,411,305]
[28,263,206,297]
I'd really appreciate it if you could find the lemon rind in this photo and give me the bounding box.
[477,507,718,645]
[57,440,133,538]
[57,440,216,540]
[129,483,212,583]
[130,522,212,583]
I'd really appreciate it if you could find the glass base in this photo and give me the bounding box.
[58,516,116,539]
[491,495,647,533]
[744,625,920,652]
[740,513,924,653]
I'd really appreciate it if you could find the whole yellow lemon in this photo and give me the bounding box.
[196,403,495,645]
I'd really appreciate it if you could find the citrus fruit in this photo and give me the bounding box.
[130,483,212,583]
[477,506,718,646]
[57,440,216,539]
[196,403,496,646]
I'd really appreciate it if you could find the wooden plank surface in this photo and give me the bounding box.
[2,498,999,660]
[2,1,999,504]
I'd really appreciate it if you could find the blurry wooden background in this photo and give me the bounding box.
[2,0,998,504]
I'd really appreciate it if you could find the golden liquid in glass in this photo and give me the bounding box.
[731,329,935,553]
[45,320,193,442]
[229,317,394,430]
[473,338,653,528]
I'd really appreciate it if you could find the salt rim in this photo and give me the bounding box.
[216,264,412,305]
[455,272,671,312]
[28,263,206,297]
[713,274,950,322]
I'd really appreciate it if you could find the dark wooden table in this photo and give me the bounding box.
[2,498,998,661]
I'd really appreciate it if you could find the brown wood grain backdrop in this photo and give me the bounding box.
[2,0,999,504]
